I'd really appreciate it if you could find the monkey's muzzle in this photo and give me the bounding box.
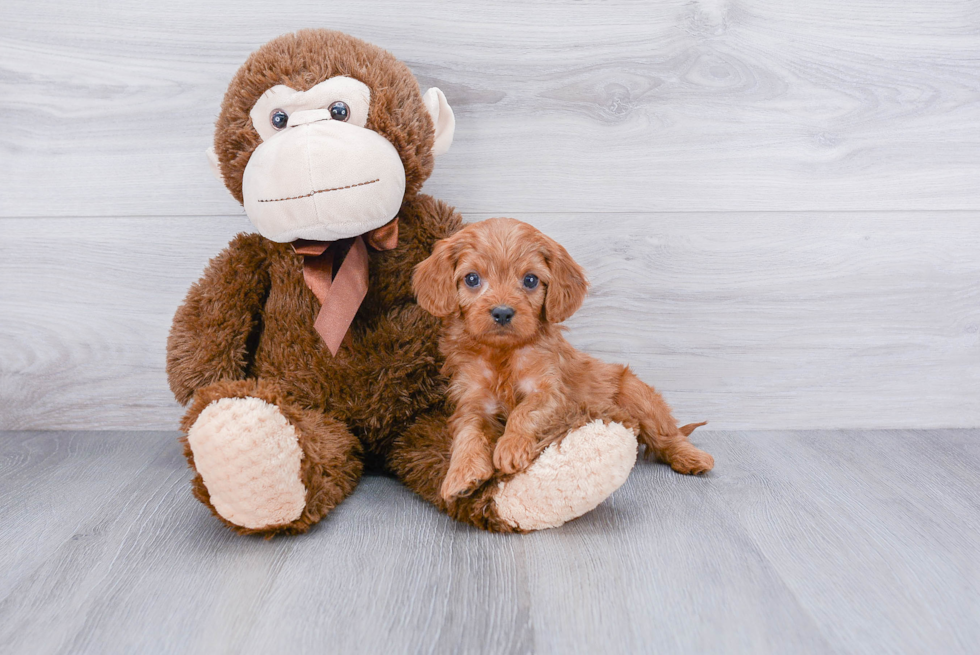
[242,115,407,243]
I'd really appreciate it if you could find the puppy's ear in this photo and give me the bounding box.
[542,236,589,323]
[413,236,459,317]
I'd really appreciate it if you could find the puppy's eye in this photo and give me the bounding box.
[523,274,539,290]
[464,272,481,288]
[329,101,350,122]
[270,109,289,130]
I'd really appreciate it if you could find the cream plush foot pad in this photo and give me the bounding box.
[187,397,307,529]
[494,420,638,531]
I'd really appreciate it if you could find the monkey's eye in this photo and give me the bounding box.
[523,274,539,290]
[329,101,350,122]
[270,109,289,131]
[464,272,481,288]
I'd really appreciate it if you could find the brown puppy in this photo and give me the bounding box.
[413,218,714,501]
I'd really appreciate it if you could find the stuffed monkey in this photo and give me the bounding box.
[167,29,639,535]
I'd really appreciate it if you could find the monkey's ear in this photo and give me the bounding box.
[413,236,459,317]
[206,146,224,183]
[543,237,589,323]
[422,88,455,156]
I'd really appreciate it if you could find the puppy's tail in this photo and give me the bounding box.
[679,421,708,437]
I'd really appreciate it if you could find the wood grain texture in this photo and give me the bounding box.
[0,430,977,654]
[2,213,977,431]
[1,0,978,216]
[1,1,978,430]
[0,431,173,600]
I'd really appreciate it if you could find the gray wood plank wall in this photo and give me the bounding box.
[2,1,978,430]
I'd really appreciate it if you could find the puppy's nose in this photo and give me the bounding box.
[491,305,515,326]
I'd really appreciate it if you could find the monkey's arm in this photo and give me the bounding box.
[166,233,271,405]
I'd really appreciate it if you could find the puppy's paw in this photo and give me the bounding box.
[441,455,494,501]
[493,434,537,475]
[668,445,715,475]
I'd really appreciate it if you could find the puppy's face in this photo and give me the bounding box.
[413,218,588,347]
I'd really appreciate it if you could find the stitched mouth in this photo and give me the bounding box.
[257,178,380,203]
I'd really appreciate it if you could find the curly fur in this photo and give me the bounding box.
[412,218,714,501]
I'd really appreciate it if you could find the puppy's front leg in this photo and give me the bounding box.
[441,410,495,501]
[494,388,560,475]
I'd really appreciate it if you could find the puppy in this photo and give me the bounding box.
[413,218,714,501]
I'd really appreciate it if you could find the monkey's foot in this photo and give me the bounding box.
[187,396,307,530]
[493,420,637,531]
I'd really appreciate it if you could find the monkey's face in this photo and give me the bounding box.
[209,31,455,244]
[242,77,408,242]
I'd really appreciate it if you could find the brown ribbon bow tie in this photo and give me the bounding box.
[292,218,399,356]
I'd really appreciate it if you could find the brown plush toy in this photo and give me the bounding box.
[167,29,640,536]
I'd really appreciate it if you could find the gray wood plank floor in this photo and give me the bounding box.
[1,430,976,655]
